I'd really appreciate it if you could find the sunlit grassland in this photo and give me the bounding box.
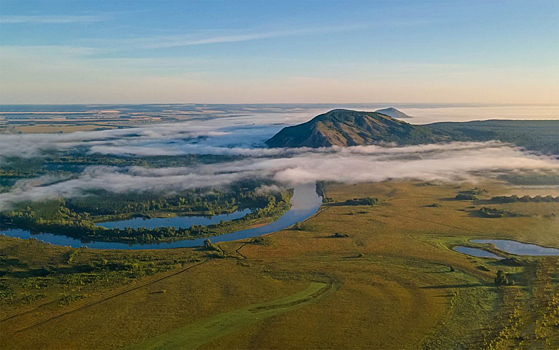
[1,180,558,349]
[126,282,338,350]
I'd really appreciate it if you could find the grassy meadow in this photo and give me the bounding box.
[1,180,558,349]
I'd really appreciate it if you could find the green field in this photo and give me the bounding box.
[1,180,558,349]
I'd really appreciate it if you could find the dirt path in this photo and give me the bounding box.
[126,281,339,350]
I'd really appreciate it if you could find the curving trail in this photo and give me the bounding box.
[126,281,339,350]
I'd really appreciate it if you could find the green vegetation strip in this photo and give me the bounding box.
[127,282,339,350]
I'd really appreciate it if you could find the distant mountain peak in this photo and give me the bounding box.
[375,107,412,119]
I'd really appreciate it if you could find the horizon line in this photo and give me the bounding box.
[1,102,558,107]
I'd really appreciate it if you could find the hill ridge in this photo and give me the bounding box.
[375,107,412,119]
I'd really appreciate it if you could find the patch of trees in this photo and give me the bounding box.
[498,172,559,186]
[203,239,218,251]
[65,187,261,218]
[495,270,514,286]
[292,222,305,230]
[203,239,227,258]
[426,120,559,155]
[43,153,242,168]
[478,207,520,218]
[0,169,43,178]
[490,195,559,203]
[315,182,327,198]
[455,188,486,200]
[316,181,334,203]
[0,156,46,178]
[250,237,271,246]
[0,153,244,188]
[455,194,478,200]
[460,188,487,195]
[344,197,378,206]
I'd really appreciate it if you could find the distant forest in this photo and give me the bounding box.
[426,120,559,155]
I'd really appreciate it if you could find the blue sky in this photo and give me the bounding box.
[0,0,558,104]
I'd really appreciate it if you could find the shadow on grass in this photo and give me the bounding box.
[424,270,453,274]
[421,283,492,290]
[316,234,350,239]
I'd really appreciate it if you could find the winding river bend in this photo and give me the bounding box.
[0,184,323,250]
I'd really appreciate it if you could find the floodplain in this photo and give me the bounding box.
[1,179,558,349]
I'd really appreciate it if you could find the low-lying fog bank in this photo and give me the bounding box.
[1,107,558,210]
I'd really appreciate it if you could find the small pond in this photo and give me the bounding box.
[453,246,503,259]
[472,239,559,256]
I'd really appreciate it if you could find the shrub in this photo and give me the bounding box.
[250,237,271,246]
[455,194,478,200]
[292,222,304,230]
[333,232,349,238]
[66,250,80,264]
[204,239,217,251]
[495,270,513,286]
[32,267,51,277]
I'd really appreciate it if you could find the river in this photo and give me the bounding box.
[0,184,322,250]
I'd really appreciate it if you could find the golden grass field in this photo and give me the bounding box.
[1,180,558,349]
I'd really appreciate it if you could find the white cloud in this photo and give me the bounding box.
[1,109,558,211]
[1,141,558,210]
[83,24,366,50]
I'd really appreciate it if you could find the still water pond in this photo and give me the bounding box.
[0,184,322,250]
[453,246,503,259]
[472,240,559,256]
